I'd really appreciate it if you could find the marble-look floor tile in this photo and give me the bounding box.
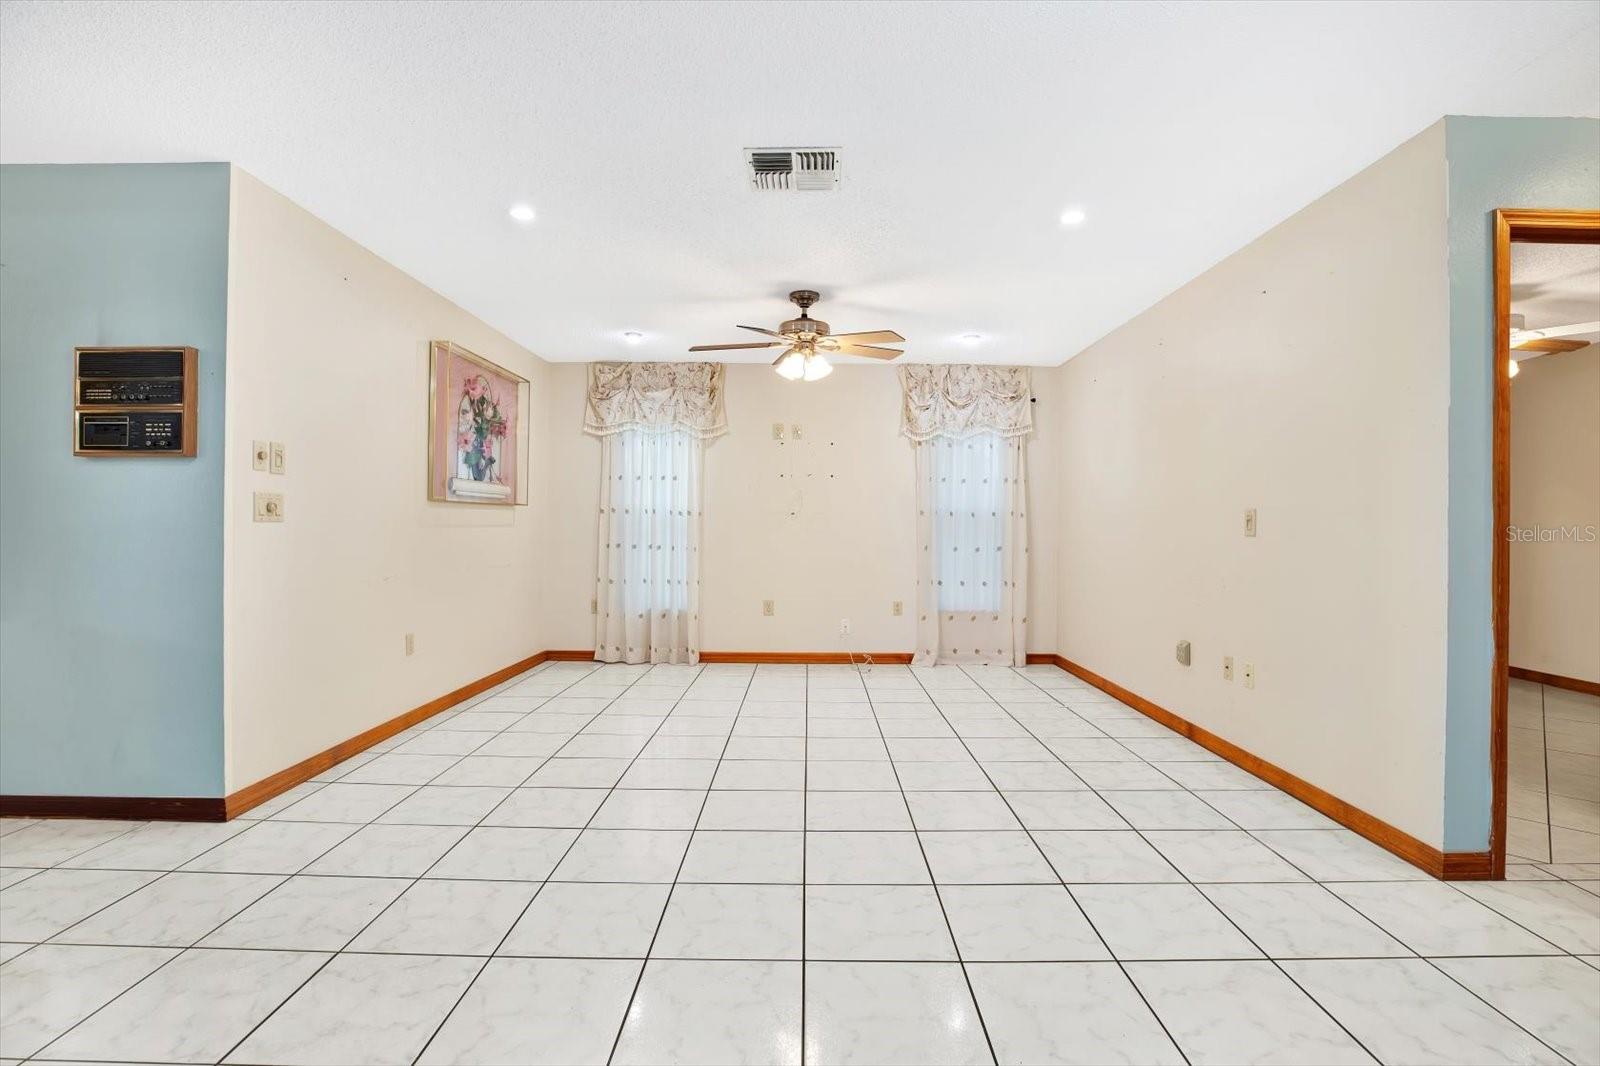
[1252,830,1431,881]
[41,946,329,1064]
[0,820,143,868]
[698,790,805,830]
[590,789,706,830]
[655,883,802,960]
[679,830,804,883]
[225,951,481,1065]
[1101,790,1234,830]
[1143,761,1270,790]
[715,760,808,790]
[1191,789,1338,830]
[270,782,417,823]
[347,878,537,955]
[905,791,1021,831]
[480,787,608,828]
[968,961,1183,1065]
[804,961,990,1065]
[1432,955,1600,1066]
[1327,881,1563,956]
[56,872,282,947]
[1128,960,1374,1065]
[0,868,158,942]
[614,959,802,1066]
[200,875,409,950]
[1032,831,1183,883]
[976,761,1084,791]
[804,885,954,961]
[552,829,692,883]
[524,757,632,788]
[1144,830,1311,882]
[419,957,642,1065]
[1198,883,1410,958]
[62,821,251,870]
[940,884,1109,961]
[300,823,468,877]
[426,826,579,881]
[500,881,670,958]
[804,793,913,831]
[376,785,513,826]
[1070,884,1261,961]
[0,943,176,1058]
[181,821,358,875]
[339,752,461,785]
[1455,879,1600,954]
[1002,791,1127,830]
[805,832,930,884]
[1282,957,1565,1065]
[427,755,544,786]
[919,831,1058,884]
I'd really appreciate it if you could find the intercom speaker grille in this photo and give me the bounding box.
[745,148,841,192]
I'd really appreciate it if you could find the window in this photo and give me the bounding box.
[931,431,1005,611]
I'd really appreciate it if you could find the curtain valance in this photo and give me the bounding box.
[584,362,728,439]
[898,365,1033,442]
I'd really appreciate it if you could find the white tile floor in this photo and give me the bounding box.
[2,661,1598,1065]
[1508,679,1600,866]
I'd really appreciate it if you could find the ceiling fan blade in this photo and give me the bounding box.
[737,325,789,339]
[828,330,906,345]
[834,343,904,360]
[1514,338,1589,353]
[771,347,798,367]
[1530,320,1600,340]
[687,341,783,352]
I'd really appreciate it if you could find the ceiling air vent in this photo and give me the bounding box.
[745,147,841,192]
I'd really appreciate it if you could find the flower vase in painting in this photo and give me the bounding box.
[429,341,526,505]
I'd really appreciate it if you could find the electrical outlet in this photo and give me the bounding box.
[590,598,598,615]
[1244,508,1257,537]
[1175,640,1191,666]
[269,441,286,475]
[772,423,785,441]
[251,440,269,471]
[1223,655,1234,681]
[892,600,903,616]
[252,492,285,523]
[1242,661,1255,689]
[839,618,851,637]
[404,633,415,656]
[762,599,775,617]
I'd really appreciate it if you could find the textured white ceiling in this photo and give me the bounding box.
[3,0,1597,365]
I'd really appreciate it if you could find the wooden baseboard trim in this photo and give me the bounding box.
[1036,653,1491,881]
[0,794,228,822]
[223,650,552,819]
[1509,666,1600,698]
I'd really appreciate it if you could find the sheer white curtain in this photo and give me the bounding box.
[595,428,702,664]
[902,365,1032,667]
[585,363,726,665]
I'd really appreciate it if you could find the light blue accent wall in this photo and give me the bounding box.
[1442,117,1600,851]
[0,163,229,797]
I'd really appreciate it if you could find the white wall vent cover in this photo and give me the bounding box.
[745,147,841,191]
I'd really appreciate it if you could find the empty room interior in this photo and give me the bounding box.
[1,2,1599,1065]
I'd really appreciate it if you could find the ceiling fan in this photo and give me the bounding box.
[689,289,905,381]
[1508,313,1597,378]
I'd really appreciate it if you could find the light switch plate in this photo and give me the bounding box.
[791,424,803,440]
[253,492,285,523]
[1244,508,1257,537]
[251,440,269,471]
[772,423,785,441]
[1242,662,1256,689]
[892,600,904,616]
[762,599,775,616]
[1223,655,1234,681]
[269,442,286,474]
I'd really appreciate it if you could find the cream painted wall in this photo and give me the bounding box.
[542,362,1060,656]
[223,169,554,792]
[1055,123,1451,847]
[1510,347,1600,684]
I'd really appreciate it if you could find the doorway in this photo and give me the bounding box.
[1492,210,1600,878]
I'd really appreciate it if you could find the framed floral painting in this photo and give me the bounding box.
[428,340,529,505]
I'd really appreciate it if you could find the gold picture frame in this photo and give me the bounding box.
[427,340,530,505]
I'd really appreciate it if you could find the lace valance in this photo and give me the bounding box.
[898,364,1033,441]
[584,362,728,439]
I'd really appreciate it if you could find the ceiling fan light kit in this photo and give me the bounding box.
[688,290,906,382]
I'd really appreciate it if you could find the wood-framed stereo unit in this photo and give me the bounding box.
[73,346,198,457]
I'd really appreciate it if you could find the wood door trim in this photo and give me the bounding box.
[1491,209,1600,879]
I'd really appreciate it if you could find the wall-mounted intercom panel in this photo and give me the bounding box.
[73,347,198,457]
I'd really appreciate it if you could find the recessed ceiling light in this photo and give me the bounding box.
[622,331,644,344]
[508,203,536,224]
[1059,207,1087,227]
[960,333,985,345]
